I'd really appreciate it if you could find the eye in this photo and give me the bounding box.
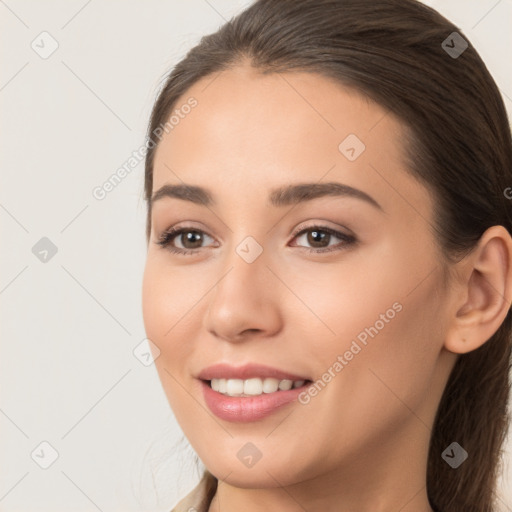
[290,225,356,253]
[155,224,356,256]
[155,226,216,256]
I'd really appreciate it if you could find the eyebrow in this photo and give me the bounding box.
[150,182,383,211]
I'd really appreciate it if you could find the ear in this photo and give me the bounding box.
[444,225,512,355]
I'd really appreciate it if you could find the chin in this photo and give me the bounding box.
[201,453,310,489]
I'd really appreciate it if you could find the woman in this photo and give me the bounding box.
[141,0,512,510]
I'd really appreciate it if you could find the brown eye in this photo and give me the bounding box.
[156,227,215,255]
[291,226,356,253]
[155,224,356,256]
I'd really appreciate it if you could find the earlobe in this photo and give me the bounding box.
[444,225,512,355]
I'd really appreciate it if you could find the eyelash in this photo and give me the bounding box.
[155,224,356,256]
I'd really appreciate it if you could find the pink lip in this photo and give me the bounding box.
[197,363,311,422]
[197,362,309,381]
[200,380,310,422]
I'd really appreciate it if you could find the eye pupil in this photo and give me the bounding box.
[183,231,203,248]
[308,230,329,248]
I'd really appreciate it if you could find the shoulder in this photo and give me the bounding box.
[169,470,218,512]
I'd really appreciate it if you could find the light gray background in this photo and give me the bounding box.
[1,1,511,510]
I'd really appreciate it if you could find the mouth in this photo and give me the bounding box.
[199,377,314,422]
[197,362,314,421]
[203,377,313,397]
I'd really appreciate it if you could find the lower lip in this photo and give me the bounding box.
[200,379,310,422]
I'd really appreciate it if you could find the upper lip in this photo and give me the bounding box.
[197,363,310,381]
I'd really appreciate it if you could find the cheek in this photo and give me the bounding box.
[141,261,167,340]
[287,285,441,471]
[142,255,193,335]
[291,243,442,411]
[142,260,200,421]
[304,241,439,362]
[142,259,183,363]
[279,249,400,364]
[142,257,205,372]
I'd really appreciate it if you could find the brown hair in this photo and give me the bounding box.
[143,1,512,510]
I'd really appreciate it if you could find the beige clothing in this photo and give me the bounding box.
[170,470,218,512]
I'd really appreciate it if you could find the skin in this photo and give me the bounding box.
[142,62,512,512]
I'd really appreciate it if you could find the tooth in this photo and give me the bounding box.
[244,378,263,395]
[226,379,244,395]
[262,378,279,393]
[211,377,307,396]
[278,379,293,391]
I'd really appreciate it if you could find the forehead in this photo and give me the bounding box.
[153,65,393,172]
[151,64,430,221]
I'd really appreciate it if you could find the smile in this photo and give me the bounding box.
[208,377,308,396]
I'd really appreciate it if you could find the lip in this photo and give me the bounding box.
[200,379,311,422]
[197,362,310,381]
[197,363,312,422]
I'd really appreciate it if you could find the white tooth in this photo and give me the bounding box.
[217,377,305,396]
[226,379,244,395]
[244,378,263,395]
[262,378,279,393]
[278,379,293,391]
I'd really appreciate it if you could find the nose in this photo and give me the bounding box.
[202,244,283,343]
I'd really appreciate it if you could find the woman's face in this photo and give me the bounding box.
[142,64,458,489]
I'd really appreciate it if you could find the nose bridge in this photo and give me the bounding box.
[215,234,270,307]
[203,233,283,341]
